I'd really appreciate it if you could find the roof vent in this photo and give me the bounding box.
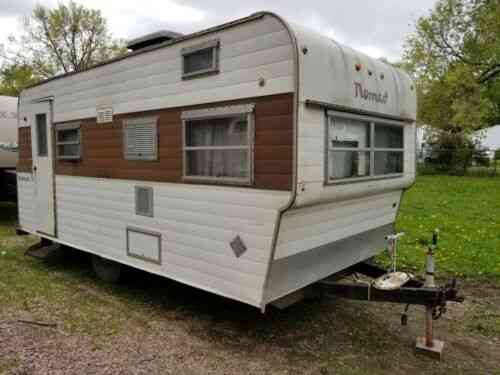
[126,30,183,51]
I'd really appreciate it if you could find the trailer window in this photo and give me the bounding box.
[327,114,405,183]
[181,39,219,79]
[36,113,48,157]
[374,124,404,175]
[56,122,81,160]
[182,104,254,184]
[327,118,371,179]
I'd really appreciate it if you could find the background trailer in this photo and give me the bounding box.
[0,95,18,200]
[17,12,416,311]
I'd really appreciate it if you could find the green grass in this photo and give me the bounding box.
[384,175,500,279]
[0,178,499,373]
[0,201,163,336]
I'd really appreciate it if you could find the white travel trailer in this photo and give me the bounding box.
[0,95,18,199]
[16,12,416,311]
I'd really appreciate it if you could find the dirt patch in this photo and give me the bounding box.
[0,278,499,375]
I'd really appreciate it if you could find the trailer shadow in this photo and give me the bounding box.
[6,240,499,373]
[38,245,417,356]
[0,201,17,233]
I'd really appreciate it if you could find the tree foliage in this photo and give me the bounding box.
[404,0,500,132]
[0,64,42,96]
[0,1,125,94]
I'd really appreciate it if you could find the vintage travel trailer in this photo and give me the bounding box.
[0,95,18,199]
[16,12,416,311]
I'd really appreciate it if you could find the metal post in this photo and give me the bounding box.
[425,306,434,347]
[425,237,436,288]
[416,231,444,359]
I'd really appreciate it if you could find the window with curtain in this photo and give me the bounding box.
[327,114,405,182]
[183,105,254,184]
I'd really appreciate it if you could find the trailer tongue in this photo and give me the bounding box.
[318,232,464,360]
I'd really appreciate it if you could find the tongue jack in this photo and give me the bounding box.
[416,230,445,359]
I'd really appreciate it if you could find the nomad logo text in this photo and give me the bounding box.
[354,82,388,104]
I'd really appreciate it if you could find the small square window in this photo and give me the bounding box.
[181,39,219,79]
[56,122,81,160]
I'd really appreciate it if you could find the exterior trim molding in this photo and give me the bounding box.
[306,99,415,124]
[181,104,255,120]
[259,11,300,312]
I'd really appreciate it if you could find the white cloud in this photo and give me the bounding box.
[0,17,20,47]
[301,12,347,45]
[0,0,438,62]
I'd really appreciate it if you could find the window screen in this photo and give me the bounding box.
[56,123,81,160]
[327,118,371,180]
[182,40,219,79]
[123,117,158,160]
[36,113,48,157]
[327,115,405,182]
[185,116,249,180]
[374,124,404,175]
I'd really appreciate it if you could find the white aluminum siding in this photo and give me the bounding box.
[19,15,294,124]
[55,175,291,307]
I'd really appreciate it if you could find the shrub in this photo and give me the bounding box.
[429,131,474,175]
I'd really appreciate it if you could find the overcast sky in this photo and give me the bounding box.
[0,0,438,62]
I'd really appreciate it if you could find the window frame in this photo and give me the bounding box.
[55,122,81,160]
[181,104,255,185]
[325,111,405,185]
[123,116,159,161]
[181,39,220,79]
[36,113,48,157]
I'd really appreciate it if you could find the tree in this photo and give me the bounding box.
[0,64,41,96]
[403,0,500,132]
[0,1,125,81]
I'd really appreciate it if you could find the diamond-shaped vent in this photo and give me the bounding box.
[230,235,247,258]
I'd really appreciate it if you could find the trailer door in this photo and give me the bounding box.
[31,99,56,237]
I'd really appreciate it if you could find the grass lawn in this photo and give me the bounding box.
[391,175,500,279]
[0,175,499,374]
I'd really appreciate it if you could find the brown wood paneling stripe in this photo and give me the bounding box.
[17,127,32,173]
[56,93,294,191]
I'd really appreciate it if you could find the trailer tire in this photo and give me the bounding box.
[92,255,122,283]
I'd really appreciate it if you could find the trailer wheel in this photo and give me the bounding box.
[92,255,122,283]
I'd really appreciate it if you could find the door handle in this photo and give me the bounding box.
[33,166,37,172]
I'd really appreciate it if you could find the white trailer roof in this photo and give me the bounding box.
[290,22,416,121]
[20,12,416,123]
